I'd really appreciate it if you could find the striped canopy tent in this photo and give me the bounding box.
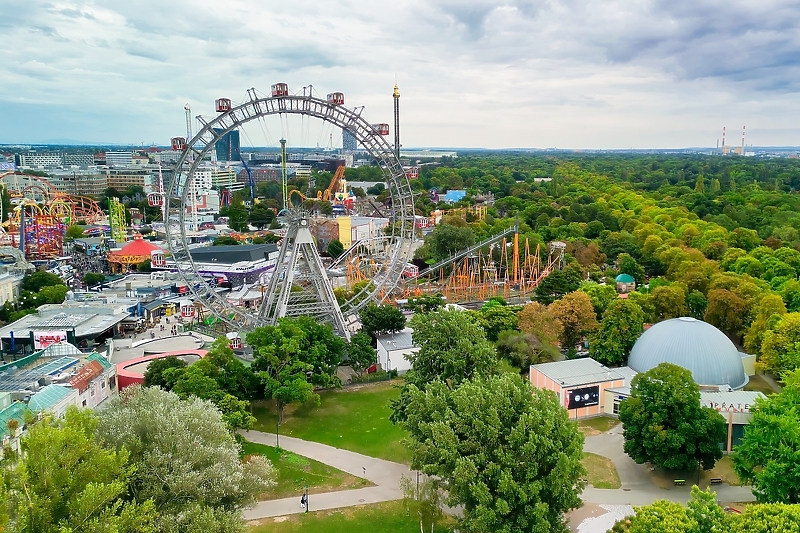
[107,234,164,271]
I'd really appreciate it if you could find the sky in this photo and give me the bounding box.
[2,0,800,149]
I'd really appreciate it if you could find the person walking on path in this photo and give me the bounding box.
[299,494,306,509]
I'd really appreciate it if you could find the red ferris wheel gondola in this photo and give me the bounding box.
[171,137,187,151]
[326,92,345,105]
[147,193,164,207]
[271,83,289,97]
[371,123,390,135]
[215,98,232,112]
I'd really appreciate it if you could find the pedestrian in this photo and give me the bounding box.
[300,494,306,508]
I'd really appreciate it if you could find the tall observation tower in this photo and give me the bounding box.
[393,83,400,158]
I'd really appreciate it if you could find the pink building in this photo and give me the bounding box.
[529,358,626,419]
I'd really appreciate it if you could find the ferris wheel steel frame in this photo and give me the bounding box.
[165,90,415,332]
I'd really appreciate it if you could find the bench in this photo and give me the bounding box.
[710,478,723,485]
[674,479,686,486]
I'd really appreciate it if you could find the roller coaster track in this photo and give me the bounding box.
[417,218,520,278]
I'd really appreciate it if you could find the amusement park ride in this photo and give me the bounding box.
[162,85,415,338]
[0,171,105,259]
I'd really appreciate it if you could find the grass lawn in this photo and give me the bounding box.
[648,455,742,489]
[577,416,619,436]
[581,452,621,489]
[251,380,411,464]
[242,440,371,499]
[248,501,456,533]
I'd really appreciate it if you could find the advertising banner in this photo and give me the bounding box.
[567,385,600,410]
[33,330,68,349]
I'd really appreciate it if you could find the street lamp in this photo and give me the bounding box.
[304,485,309,513]
[276,420,280,450]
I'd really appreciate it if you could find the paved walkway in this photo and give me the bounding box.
[243,426,755,520]
[241,430,411,520]
[110,332,213,364]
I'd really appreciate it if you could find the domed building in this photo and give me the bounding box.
[628,317,749,390]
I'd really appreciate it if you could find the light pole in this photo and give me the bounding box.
[276,420,280,450]
[304,485,309,513]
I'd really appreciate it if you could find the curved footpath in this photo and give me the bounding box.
[241,429,755,521]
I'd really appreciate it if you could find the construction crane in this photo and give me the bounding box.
[239,156,255,200]
[319,165,346,201]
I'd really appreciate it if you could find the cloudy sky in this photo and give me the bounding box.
[2,0,800,149]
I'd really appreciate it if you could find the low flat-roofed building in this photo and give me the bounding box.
[530,358,626,419]
[0,299,131,354]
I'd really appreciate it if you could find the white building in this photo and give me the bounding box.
[376,328,417,373]
[105,151,134,167]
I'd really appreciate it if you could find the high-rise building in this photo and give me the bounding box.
[393,83,400,158]
[342,128,357,151]
[214,129,241,162]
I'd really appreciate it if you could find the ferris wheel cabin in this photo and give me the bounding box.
[171,137,187,151]
[215,98,232,112]
[147,193,164,207]
[271,83,289,97]
[326,92,345,105]
[372,123,390,135]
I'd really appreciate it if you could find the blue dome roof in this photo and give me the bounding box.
[615,273,635,283]
[628,317,747,389]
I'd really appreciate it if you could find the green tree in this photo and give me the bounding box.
[404,294,446,314]
[618,253,646,285]
[626,499,696,533]
[248,317,345,422]
[730,503,800,532]
[590,299,645,366]
[619,363,727,471]
[758,312,800,375]
[391,310,497,423]
[649,284,688,321]
[96,386,274,531]
[1,408,156,533]
[143,355,188,389]
[535,264,584,304]
[38,284,68,304]
[427,222,475,262]
[326,238,344,258]
[248,204,275,229]
[733,369,800,503]
[402,373,585,533]
[496,330,558,368]
[21,271,65,292]
[743,294,787,355]
[580,281,619,318]
[212,235,240,246]
[478,304,519,342]
[704,288,747,338]
[65,224,85,241]
[359,303,407,338]
[549,290,599,350]
[347,331,377,376]
[83,272,106,286]
[517,301,560,345]
[686,486,727,533]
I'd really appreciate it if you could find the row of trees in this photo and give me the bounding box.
[0,386,274,532]
[614,486,800,533]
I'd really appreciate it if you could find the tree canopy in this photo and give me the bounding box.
[96,386,274,531]
[590,298,645,366]
[402,373,585,533]
[733,369,800,503]
[619,363,727,471]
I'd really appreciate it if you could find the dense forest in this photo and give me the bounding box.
[411,154,800,379]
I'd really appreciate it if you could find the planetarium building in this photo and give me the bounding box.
[628,317,749,390]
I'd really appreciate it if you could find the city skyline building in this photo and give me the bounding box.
[214,129,241,162]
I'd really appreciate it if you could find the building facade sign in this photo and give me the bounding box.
[567,385,600,410]
[705,400,752,413]
[33,330,68,349]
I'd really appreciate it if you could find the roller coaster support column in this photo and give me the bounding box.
[280,138,288,212]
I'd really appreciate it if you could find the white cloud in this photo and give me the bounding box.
[1,0,799,147]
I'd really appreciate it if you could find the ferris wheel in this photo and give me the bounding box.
[164,85,415,336]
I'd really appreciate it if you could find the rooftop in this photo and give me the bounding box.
[189,244,278,265]
[28,384,76,412]
[531,358,625,388]
[376,328,416,351]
